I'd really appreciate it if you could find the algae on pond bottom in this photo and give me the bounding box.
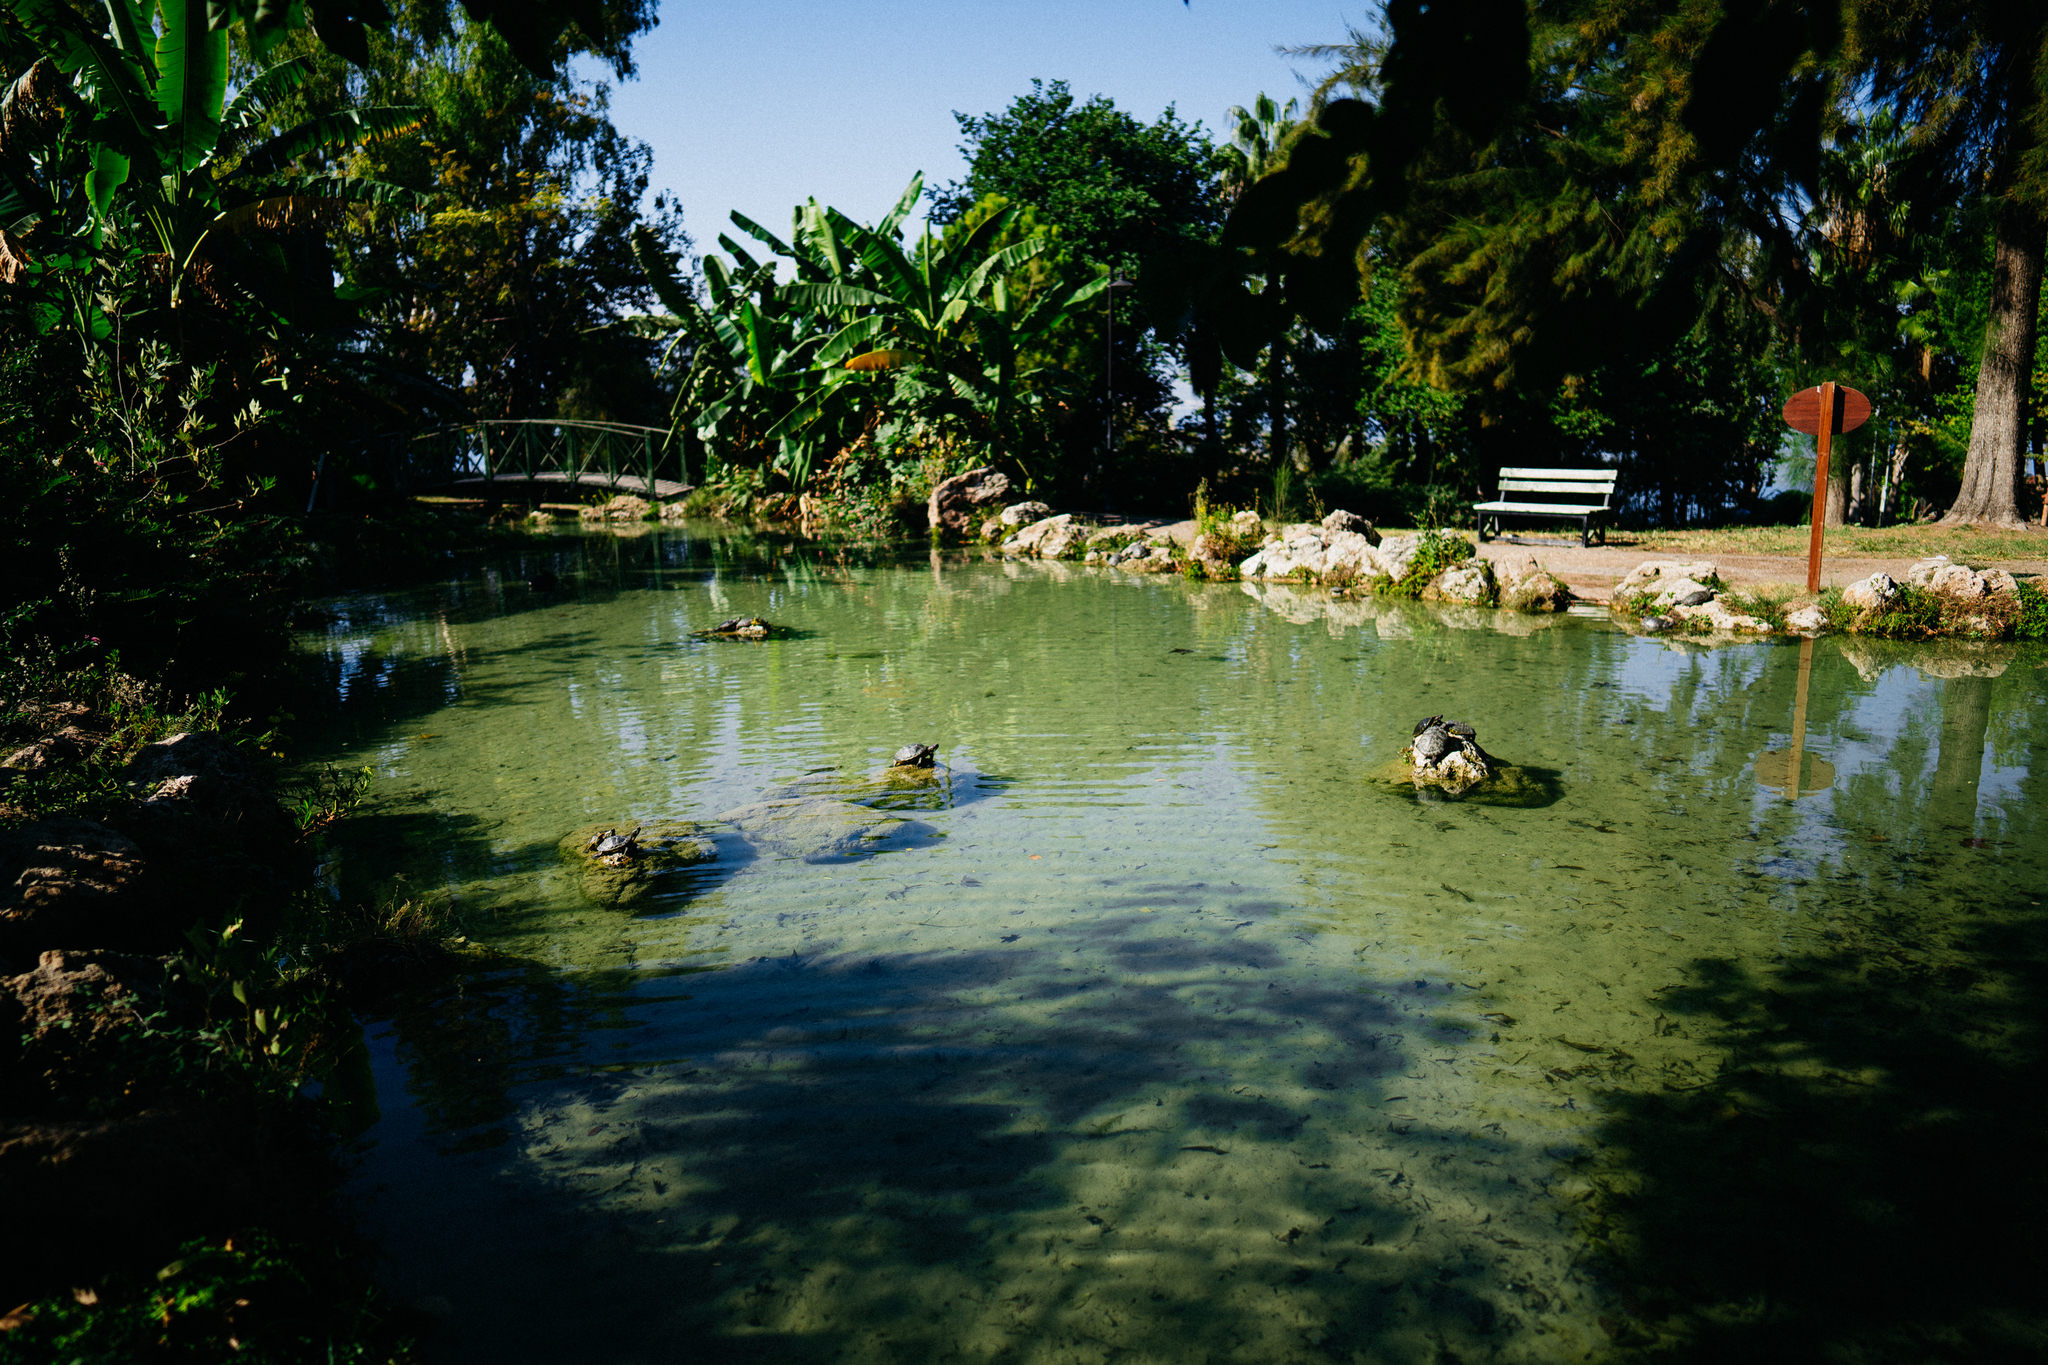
[298,526,2048,1365]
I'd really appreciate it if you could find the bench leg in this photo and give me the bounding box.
[1580,517,1592,548]
[1477,516,1489,543]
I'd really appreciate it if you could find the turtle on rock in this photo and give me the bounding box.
[890,742,938,769]
[1402,716,1494,794]
[587,826,641,866]
[1410,717,1454,765]
[698,616,772,639]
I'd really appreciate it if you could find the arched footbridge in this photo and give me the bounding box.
[390,419,691,502]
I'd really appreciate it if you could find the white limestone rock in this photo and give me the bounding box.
[1615,560,1720,599]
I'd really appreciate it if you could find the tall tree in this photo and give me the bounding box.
[1841,0,2048,525]
[932,80,1222,502]
[1220,94,1301,470]
[268,4,688,426]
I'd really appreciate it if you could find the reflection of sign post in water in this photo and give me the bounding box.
[1782,382,1873,593]
[1755,636,1837,799]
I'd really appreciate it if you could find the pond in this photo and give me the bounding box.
[301,525,2048,1365]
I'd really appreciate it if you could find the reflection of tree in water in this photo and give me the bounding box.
[378,962,653,1150]
[1585,668,2048,1360]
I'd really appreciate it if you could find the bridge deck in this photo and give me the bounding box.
[428,471,692,501]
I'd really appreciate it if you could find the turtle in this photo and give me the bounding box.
[1412,715,1446,737]
[713,616,771,636]
[1445,721,1477,742]
[890,742,938,769]
[588,826,641,858]
[1411,724,1454,766]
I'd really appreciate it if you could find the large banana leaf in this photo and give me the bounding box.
[795,199,844,279]
[874,172,922,241]
[781,281,893,313]
[728,209,795,260]
[630,223,698,319]
[958,236,1049,304]
[154,0,228,172]
[235,106,426,177]
[207,172,429,233]
[817,313,888,365]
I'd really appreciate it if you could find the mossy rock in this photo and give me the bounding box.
[1364,757,1560,808]
[558,821,716,909]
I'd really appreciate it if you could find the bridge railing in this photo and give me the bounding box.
[396,419,684,499]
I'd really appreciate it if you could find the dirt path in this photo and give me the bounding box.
[1473,539,2048,602]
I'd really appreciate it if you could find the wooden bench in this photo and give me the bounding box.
[1474,467,1617,547]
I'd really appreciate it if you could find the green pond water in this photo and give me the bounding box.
[303,526,2048,1365]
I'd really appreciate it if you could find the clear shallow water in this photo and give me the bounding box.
[303,527,2048,1365]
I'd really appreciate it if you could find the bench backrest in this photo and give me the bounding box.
[1496,467,1617,507]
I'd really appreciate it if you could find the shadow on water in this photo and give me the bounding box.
[1584,671,2048,1362]
[360,935,1561,1365]
[1586,899,2048,1362]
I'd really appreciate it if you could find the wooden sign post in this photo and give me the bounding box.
[1782,382,1873,593]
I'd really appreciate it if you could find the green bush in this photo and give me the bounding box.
[1859,584,1945,638]
[1377,529,1475,598]
[2015,582,2048,641]
[0,1231,418,1364]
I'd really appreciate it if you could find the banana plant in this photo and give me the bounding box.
[631,174,1111,489]
[3,0,425,326]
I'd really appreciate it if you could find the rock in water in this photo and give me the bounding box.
[928,467,1012,539]
[700,617,772,639]
[714,797,911,862]
[1411,724,1454,765]
[1402,719,1493,795]
[559,821,715,909]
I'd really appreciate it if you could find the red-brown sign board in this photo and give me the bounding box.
[1783,385,1872,436]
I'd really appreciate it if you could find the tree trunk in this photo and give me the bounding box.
[1845,458,1867,524]
[1927,675,1994,834]
[1267,268,1287,471]
[1824,450,1850,526]
[1941,208,2046,527]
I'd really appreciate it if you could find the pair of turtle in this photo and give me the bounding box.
[587,825,641,864]
[1411,715,1488,766]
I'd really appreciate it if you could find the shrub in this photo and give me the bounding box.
[2015,582,2048,641]
[1378,529,1474,599]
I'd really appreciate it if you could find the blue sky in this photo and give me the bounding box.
[581,0,1371,249]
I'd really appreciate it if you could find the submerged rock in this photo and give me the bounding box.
[558,820,715,909]
[714,797,911,862]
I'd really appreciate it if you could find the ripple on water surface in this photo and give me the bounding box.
[303,529,2048,1364]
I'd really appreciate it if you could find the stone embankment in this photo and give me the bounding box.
[973,488,1576,615]
[963,469,2041,644]
[1613,552,2044,642]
